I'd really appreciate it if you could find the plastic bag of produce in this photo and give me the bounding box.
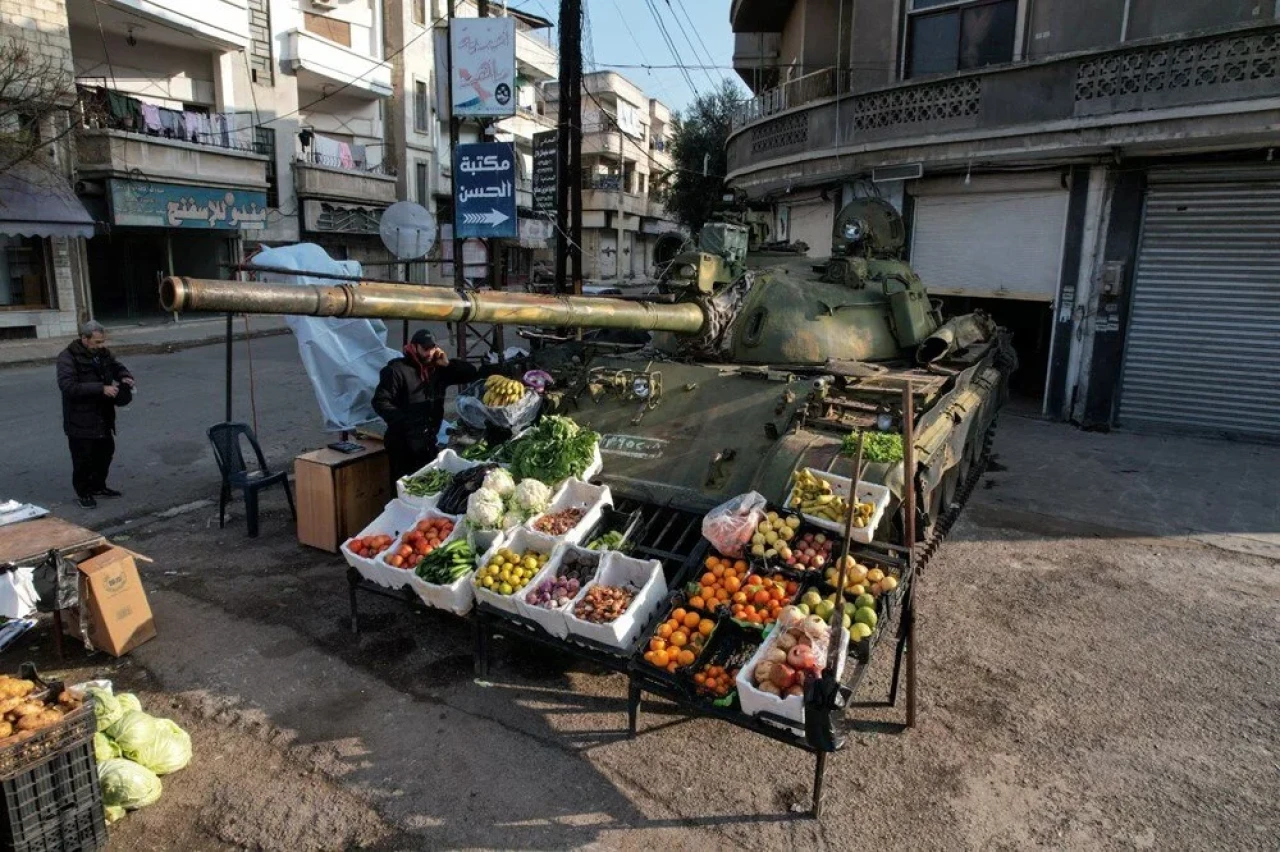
[456,379,543,431]
[87,687,125,733]
[116,693,142,713]
[108,711,192,775]
[702,491,767,558]
[99,758,162,810]
[94,732,121,763]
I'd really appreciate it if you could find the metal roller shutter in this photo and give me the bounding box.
[785,199,834,259]
[909,187,1069,301]
[1118,168,1280,439]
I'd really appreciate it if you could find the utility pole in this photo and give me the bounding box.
[556,0,583,295]
[448,0,465,357]
[616,125,625,280]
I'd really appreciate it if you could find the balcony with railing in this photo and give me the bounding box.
[294,143,397,204]
[581,176,648,216]
[727,23,1280,185]
[75,86,267,188]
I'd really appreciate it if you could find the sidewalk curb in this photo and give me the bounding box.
[0,326,293,370]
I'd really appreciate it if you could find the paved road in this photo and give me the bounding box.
[1,334,329,528]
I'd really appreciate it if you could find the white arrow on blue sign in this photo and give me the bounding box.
[454,141,518,239]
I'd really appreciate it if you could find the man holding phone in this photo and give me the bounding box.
[372,330,479,484]
[56,321,134,508]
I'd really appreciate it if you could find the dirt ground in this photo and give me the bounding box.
[7,423,1279,851]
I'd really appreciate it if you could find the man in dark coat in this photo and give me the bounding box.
[56,321,134,508]
[372,330,479,483]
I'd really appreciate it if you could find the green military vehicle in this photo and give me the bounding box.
[161,199,1014,548]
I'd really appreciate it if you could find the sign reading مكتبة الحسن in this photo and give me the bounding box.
[454,142,518,239]
[450,17,516,117]
[108,180,268,230]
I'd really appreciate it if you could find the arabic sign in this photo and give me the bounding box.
[450,17,516,117]
[454,142,517,239]
[108,180,268,230]
[532,129,557,214]
[599,434,668,459]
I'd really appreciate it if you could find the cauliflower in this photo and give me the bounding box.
[482,468,516,498]
[511,479,552,514]
[466,487,506,530]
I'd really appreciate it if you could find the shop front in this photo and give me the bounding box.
[87,180,267,321]
[298,199,393,269]
[0,163,94,339]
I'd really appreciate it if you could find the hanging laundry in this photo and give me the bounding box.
[140,103,162,133]
[338,142,355,170]
[158,108,181,138]
[184,111,202,142]
[107,91,143,130]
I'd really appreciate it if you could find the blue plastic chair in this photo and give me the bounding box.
[206,422,295,537]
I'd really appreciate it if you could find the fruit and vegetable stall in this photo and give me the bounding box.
[341,411,920,816]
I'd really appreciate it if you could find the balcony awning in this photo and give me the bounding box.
[0,162,96,239]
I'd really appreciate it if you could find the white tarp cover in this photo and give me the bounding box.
[253,244,399,432]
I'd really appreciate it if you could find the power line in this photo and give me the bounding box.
[641,0,700,97]
[664,0,718,92]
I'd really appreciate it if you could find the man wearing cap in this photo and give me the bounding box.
[373,330,480,483]
[56,321,135,509]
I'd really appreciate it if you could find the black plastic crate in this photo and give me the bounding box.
[0,669,105,852]
[682,621,762,709]
[1,737,106,852]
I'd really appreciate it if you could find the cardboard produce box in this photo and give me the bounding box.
[77,545,156,656]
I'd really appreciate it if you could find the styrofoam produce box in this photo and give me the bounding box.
[785,469,891,543]
[396,449,483,510]
[340,499,423,589]
[562,552,666,651]
[524,479,611,545]
[386,509,463,602]
[735,621,850,731]
[514,543,604,639]
[472,527,560,615]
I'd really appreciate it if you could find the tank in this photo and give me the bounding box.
[160,199,1016,545]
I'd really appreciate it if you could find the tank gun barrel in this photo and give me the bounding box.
[159,276,706,335]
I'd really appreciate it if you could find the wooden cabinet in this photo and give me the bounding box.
[294,440,390,552]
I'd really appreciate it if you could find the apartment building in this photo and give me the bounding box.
[730,0,1280,440]
[0,0,93,339]
[548,71,680,282]
[57,0,393,321]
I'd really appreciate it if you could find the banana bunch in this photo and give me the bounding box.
[482,374,525,408]
[789,469,875,527]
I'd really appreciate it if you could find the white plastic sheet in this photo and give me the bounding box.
[252,244,400,432]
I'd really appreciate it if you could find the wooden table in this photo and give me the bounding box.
[0,515,106,659]
[294,439,391,553]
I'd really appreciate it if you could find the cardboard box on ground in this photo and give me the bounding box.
[75,545,156,656]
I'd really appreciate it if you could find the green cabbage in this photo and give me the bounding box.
[108,711,192,775]
[98,758,162,810]
[116,693,142,713]
[94,732,120,763]
[104,805,127,824]
[86,687,124,733]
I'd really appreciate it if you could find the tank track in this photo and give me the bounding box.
[915,421,996,572]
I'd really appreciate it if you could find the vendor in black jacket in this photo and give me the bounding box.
[56,321,134,508]
[372,330,479,482]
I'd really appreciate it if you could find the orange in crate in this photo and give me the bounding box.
[643,605,716,674]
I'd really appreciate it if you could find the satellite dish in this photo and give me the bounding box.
[379,201,437,260]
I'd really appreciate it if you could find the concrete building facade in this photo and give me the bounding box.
[729,0,1280,440]
[549,71,681,283]
[0,0,92,339]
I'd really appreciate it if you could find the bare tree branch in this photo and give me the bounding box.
[0,35,77,177]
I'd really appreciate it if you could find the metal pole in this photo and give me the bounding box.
[902,380,917,728]
[402,259,410,346]
[224,312,233,423]
[447,0,466,357]
[616,126,625,281]
[565,0,583,295]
